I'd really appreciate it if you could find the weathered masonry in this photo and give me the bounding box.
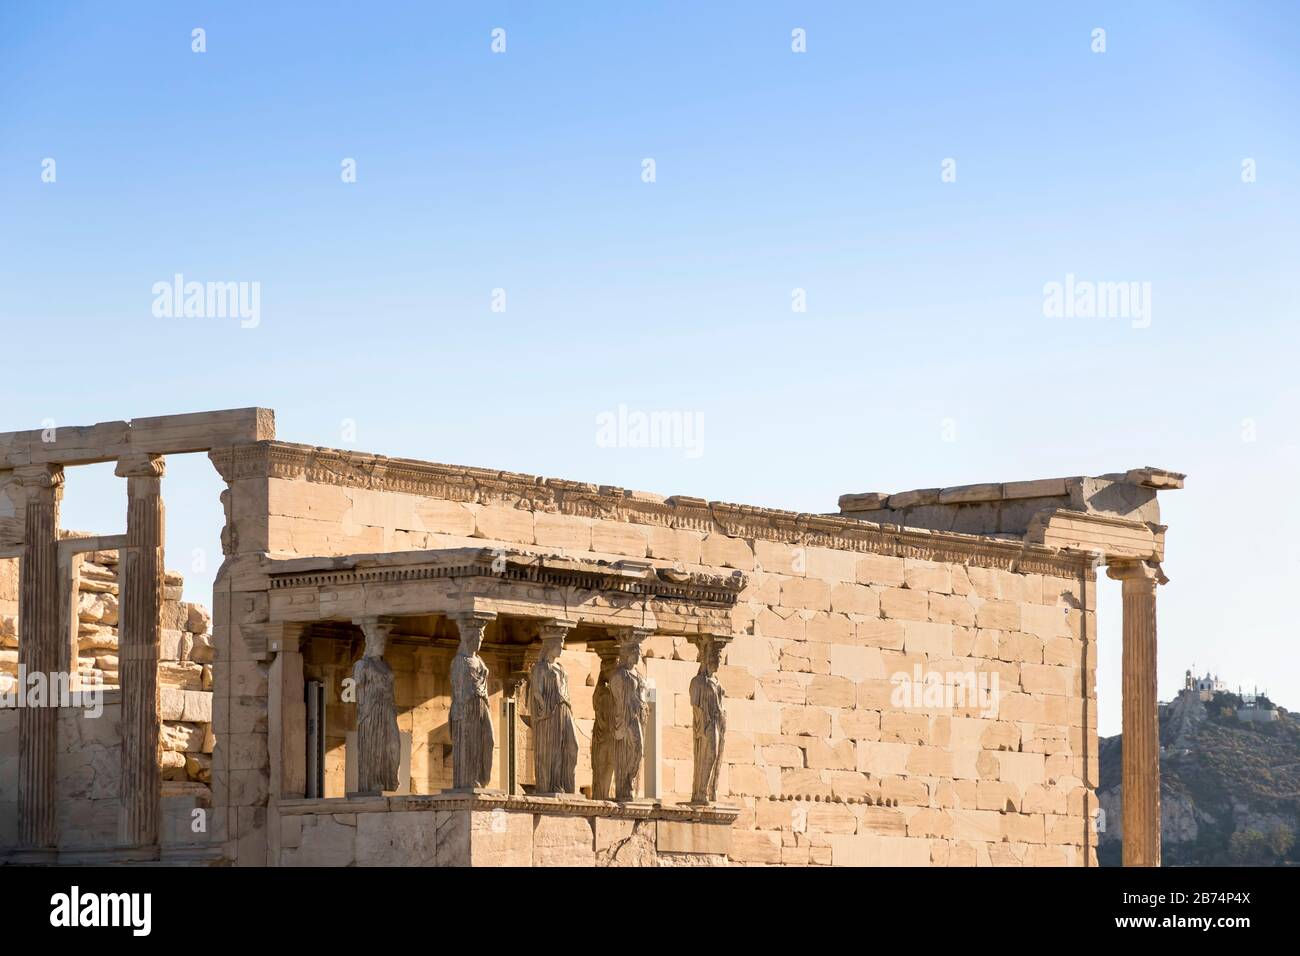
[0,408,1182,866]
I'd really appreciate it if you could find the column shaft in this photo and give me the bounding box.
[1112,562,1162,867]
[117,455,165,848]
[16,465,63,849]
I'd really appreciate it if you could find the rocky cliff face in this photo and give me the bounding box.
[1098,689,1300,865]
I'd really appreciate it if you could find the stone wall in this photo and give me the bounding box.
[212,443,1100,867]
[276,798,731,867]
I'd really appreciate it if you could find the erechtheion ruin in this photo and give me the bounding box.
[0,408,1183,866]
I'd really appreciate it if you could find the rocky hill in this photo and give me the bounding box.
[1098,688,1300,865]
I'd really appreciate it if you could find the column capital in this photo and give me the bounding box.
[686,632,734,650]
[114,453,166,479]
[536,617,578,643]
[12,463,64,490]
[609,625,655,647]
[1106,559,1168,587]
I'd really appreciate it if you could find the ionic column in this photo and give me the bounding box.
[1107,560,1166,868]
[15,463,64,850]
[116,453,165,848]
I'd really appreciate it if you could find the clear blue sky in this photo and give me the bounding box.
[2,2,1297,735]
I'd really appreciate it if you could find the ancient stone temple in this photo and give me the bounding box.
[0,408,1183,866]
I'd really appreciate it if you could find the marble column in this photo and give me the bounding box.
[1107,559,1166,868]
[116,453,165,848]
[15,463,64,850]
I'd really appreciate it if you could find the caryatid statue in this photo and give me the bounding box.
[610,630,650,801]
[352,617,401,794]
[589,647,618,800]
[450,613,495,790]
[689,636,727,804]
[527,621,579,794]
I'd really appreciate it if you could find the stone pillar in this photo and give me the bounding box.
[1107,559,1166,868]
[15,463,64,850]
[588,643,618,800]
[449,611,496,791]
[351,616,400,795]
[685,633,730,805]
[116,453,166,849]
[268,624,307,800]
[609,626,653,802]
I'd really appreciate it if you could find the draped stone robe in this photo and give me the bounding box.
[528,657,578,793]
[354,655,400,793]
[690,669,726,803]
[590,661,616,799]
[450,652,494,789]
[611,664,648,801]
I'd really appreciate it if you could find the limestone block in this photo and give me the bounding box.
[879,587,927,621]
[902,621,952,657]
[473,506,535,545]
[856,619,904,650]
[828,834,931,866]
[805,738,855,771]
[903,560,951,594]
[281,814,357,866]
[925,592,974,627]
[907,808,953,839]
[995,751,1045,790]
[855,554,905,587]
[829,582,879,616]
[806,675,855,708]
[780,768,831,798]
[803,547,858,583]
[1003,812,1046,844]
[781,705,831,738]
[1020,604,1070,640]
[879,712,928,745]
[779,577,830,611]
[533,815,595,866]
[590,522,648,557]
[700,534,753,570]
[1019,664,1073,697]
[974,601,1020,630]
[355,810,440,866]
[806,801,856,834]
[852,806,906,836]
[729,828,781,864]
[803,613,851,645]
[857,741,910,776]
[644,525,702,565]
[976,780,1020,812]
[534,512,592,550]
[658,820,731,855]
[834,708,880,742]
[182,690,213,723]
[829,644,884,681]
